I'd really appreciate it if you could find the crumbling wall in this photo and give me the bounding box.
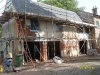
[60,40,79,57]
[61,25,90,57]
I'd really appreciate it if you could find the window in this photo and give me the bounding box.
[31,19,40,31]
[85,28,89,33]
[56,23,62,32]
[96,21,100,28]
[92,43,95,49]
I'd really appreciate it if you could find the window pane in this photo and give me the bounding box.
[96,21,99,27]
[56,23,62,32]
[85,28,89,33]
[31,19,40,30]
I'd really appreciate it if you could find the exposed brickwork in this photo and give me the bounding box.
[60,41,79,57]
[18,20,36,37]
[41,43,48,61]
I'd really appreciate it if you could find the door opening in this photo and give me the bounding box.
[79,41,87,54]
[24,42,40,62]
[47,41,61,59]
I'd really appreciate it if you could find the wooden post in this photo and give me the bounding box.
[13,40,18,66]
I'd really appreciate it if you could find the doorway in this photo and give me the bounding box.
[24,42,40,61]
[79,41,87,54]
[47,41,61,59]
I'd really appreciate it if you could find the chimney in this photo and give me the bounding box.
[92,6,97,15]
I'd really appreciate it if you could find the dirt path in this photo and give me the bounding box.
[1,59,100,75]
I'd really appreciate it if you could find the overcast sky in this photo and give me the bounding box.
[0,0,100,15]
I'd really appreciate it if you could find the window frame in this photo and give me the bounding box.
[30,19,40,31]
[96,20,100,28]
[56,23,63,32]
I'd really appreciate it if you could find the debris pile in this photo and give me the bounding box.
[53,56,64,64]
[87,49,98,56]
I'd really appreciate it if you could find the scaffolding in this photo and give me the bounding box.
[0,0,98,66]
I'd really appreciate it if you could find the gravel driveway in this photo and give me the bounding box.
[1,56,100,75]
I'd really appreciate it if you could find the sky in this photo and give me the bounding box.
[0,0,100,15]
[77,0,100,15]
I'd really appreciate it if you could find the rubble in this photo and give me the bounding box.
[53,56,64,64]
[87,49,98,56]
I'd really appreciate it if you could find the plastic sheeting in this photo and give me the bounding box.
[53,56,64,64]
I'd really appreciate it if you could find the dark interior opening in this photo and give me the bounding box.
[79,41,87,54]
[24,42,40,62]
[47,41,61,59]
[55,41,61,57]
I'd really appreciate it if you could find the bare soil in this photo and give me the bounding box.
[1,55,100,75]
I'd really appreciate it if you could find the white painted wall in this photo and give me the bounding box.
[2,18,18,38]
[39,21,62,38]
[2,18,18,58]
[94,17,100,38]
[27,19,62,39]
[93,17,100,47]
[94,17,100,27]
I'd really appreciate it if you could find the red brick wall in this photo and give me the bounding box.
[18,20,36,37]
[41,43,47,61]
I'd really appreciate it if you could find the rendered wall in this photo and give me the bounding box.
[2,18,18,58]
[94,17,100,53]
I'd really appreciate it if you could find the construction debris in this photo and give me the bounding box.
[53,56,64,64]
[87,49,98,56]
[13,67,21,72]
[35,59,40,63]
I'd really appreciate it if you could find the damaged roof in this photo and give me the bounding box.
[11,0,83,23]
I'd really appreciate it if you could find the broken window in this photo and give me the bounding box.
[56,23,62,32]
[31,19,40,31]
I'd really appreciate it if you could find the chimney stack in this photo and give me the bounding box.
[92,6,97,15]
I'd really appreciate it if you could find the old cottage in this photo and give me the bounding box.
[0,0,96,66]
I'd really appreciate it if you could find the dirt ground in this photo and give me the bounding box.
[1,55,100,75]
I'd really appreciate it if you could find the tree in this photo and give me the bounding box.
[39,0,85,12]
